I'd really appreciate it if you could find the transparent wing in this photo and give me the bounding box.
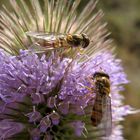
[26,31,67,53]
[28,43,58,53]
[26,31,66,41]
[98,95,112,137]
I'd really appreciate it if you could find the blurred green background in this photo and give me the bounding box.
[0,0,140,139]
[97,1,140,140]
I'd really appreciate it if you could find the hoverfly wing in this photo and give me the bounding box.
[98,95,112,137]
[26,31,67,52]
[26,31,56,41]
[28,43,53,53]
[26,31,65,41]
[28,42,64,54]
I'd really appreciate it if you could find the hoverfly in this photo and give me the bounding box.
[90,72,112,137]
[26,32,90,52]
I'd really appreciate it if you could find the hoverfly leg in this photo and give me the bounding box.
[64,47,72,54]
[78,48,84,55]
[84,86,93,92]
[86,76,95,85]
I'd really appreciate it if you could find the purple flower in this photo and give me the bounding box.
[0,49,137,139]
[26,106,42,123]
[49,112,60,125]
[0,119,24,139]
[30,128,40,140]
[70,121,85,136]
[39,116,51,133]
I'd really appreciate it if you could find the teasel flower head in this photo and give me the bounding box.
[0,0,139,140]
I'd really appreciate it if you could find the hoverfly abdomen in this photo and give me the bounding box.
[91,93,103,126]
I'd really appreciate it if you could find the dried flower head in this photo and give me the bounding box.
[0,0,139,140]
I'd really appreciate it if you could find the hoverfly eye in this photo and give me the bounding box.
[81,33,90,48]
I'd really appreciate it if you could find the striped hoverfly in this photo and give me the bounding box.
[90,72,112,137]
[26,32,90,52]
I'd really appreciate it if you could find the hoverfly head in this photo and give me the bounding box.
[93,72,110,89]
[93,72,110,79]
[81,33,90,48]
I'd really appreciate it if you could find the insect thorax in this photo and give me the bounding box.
[94,72,110,95]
